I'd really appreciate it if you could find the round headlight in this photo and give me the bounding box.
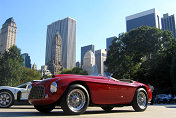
[50,82,57,93]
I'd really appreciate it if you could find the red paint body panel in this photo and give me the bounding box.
[29,74,152,106]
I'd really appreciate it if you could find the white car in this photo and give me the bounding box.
[0,80,41,108]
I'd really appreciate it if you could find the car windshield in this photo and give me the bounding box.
[16,82,32,88]
[111,77,119,81]
[16,80,41,88]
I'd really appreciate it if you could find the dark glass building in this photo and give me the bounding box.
[126,8,161,32]
[81,45,94,67]
[106,36,115,52]
[22,53,31,68]
[161,13,176,38]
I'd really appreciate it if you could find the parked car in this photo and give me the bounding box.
[29,74,152,115]
[155,94,171,104]
[0,80,41,108]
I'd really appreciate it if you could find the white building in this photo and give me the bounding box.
[0,17,17,54]
[82,50,97,75]
[95,49,107,76]
[32,63,37,70]
[41,65,52,76]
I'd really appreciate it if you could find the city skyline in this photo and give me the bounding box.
[1,0,176,68]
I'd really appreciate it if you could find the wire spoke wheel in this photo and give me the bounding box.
[137,91,147,109]
[67,89,86,112]
[132,88,148,112]
[61,84,89,115]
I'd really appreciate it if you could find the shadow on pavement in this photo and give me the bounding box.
[165,106,176,108]
[149,104,176,108]
[0,109,135,117]
[7,106,61,110]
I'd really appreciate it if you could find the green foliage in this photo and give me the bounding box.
[0,46,24,86]
[105,26,176,93]
[60,67,88,75]
[21,67,41,84]
[0,46,42,86]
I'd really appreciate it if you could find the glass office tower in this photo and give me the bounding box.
[126,8,161,32]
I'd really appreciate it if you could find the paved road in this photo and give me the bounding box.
[0,104,176,118]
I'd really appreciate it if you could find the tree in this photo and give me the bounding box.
[0,46,24,86]
[105,26,176,93]
[60,67,88,75]
[21,67,41,84]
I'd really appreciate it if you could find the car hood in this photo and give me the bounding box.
[0,86,22,90]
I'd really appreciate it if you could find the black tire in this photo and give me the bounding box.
[61,84,89,115]
[0,90,14,108]
[132,88,148,112]
[101,106,114,111]
[34,104,55,113]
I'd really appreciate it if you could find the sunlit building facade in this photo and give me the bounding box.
[95,49,107,76]
[81,44,94,67]
[82,50,97,75]
[0,17,17,54]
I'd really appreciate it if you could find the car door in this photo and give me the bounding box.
[17,82,31,100]
[106,79,136,104]
[87,78,136,105]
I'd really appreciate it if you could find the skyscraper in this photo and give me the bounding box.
[45,17,76,69]
[47,32,62,74]
[161,13,176,38]
[126,8,161,32]
[22,53,31,68]
[95,49,107,76]
[81,44,94,67]
[0,17,17,54]
[32,63,37,70]
[82,50,97,75]
[106,36,115,52]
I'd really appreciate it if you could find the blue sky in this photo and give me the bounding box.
[1,0,176,69]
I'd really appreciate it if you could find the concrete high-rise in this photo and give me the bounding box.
[81,44,94,67]
[47,32,62,74]
[82,50,97,75]
[161,13,176,38]
[45,17,76,69]
[126,8,161,32]
[22,53,31,68]
[0,17,17,54]
[32,63,37,70]
[95,49,107,76]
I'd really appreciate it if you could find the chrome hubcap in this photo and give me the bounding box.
[0,92,12,107]
[67,89,86,112]
[137,91,147,109]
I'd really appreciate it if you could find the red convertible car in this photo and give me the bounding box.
[28,74,152,115]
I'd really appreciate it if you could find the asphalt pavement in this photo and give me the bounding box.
[0,104,176,118]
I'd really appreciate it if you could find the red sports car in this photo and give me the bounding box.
[28,74,152,115]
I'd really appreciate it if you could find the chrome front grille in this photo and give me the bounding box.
[29,85,45,99]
